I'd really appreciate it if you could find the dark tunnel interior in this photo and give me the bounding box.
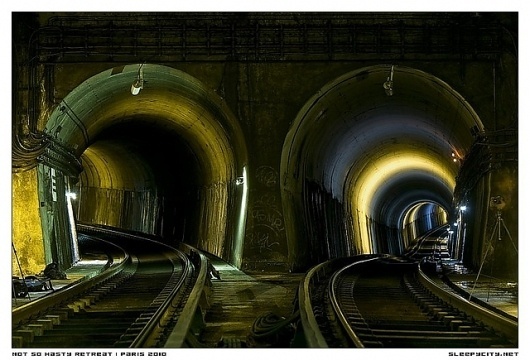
[81,120,201,242]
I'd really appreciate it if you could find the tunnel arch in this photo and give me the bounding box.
[400,201,449,249]
[281,64,484,270]
[42,64,249,267]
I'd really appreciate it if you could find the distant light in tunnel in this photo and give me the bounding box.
[451,150,464,164]
[460,205,467,211]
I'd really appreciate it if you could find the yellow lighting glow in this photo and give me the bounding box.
[348,150,456,253]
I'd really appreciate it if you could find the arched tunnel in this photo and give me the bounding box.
[12,12,518,282]
[281,65,479,269]
[42,64,477,272]
[44,64,249,267]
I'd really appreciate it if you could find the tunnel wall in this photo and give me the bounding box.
[12,13,518,274]
[402,210,447,248]
[459,159,518,280]
[12,170,46,275]
[76,187,160,234]
[35,58,518,272]
[488,165,518,279]
[37,164,77,271]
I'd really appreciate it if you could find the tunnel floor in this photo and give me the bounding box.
[12,255,518,345]
[198,258,303,347]
[439,260,518,318]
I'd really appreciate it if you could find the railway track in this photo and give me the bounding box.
[335,258,515,347]
[404,226,451,261]
[313,256,517,348]
[12,228,196,348]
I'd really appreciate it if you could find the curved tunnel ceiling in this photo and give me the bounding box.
[377,176,452,226]
[402,202,447,233]
[80,141,155,191]
[46,64,247,186]
[282,65,483,251]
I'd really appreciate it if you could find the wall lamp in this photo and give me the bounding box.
[451,151,463,163]
[383,65,394,96]
[131,64,144,96]
[66,192,77,200]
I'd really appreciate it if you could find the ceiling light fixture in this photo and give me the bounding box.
[383,65,394,96]
[131,64,144,96]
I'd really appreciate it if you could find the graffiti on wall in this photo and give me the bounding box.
[246,166,285,254]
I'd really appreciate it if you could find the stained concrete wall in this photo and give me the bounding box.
[36,56,518,272]
[12,170,46,275]
[12,13,518,274]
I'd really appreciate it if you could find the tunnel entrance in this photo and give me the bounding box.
[39,64,248,269]
[281,64,483,271]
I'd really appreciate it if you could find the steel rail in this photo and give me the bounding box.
[417,261,518,342]
[127,246,191,347]
[76,224,196,348]
[297,254,380,347]
[298,260,331,348]
[304,253,516,348]
[12,237,129,328]
[328,256,383,348]
[163,244,210,348]
[76,224,211,348]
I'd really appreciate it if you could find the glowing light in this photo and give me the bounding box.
[131,64,144,95]
[383,65,394,96]
[66,192,77,200]
[131,81,142,95]
[234,166,248,266]
[66,189,80,263]
[356,152,455,215]
[349,150,456,253]
[460,205,467,211]
[451,150,463,163]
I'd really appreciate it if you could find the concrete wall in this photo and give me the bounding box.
[12,13,518,274]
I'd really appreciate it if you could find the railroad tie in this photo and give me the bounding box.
[12,330,34,346]
[12,336,24,348]
[45,314,62,326]
[219,336,246,348]
[23,324,45,336]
